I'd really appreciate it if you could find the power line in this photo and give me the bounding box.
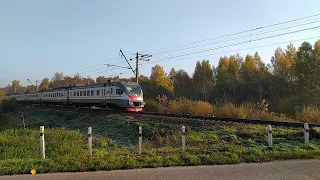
[133,13,320,54]
[66,56,120,77]
[144,26,320,64]
[140,35,320,66]
[151,19,320,56]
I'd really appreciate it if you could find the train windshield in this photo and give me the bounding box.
[124,84,142,96]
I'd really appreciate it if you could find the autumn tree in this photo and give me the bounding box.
[216,56,229,83]
[295,41,318,90]
[173,69,192,97]
[227,55,241,81]
[38,77,50,90]
[254,52,269,78]
[0,90,5,103]
[150,65,174,93]
[96,76,107,84]
[271,46,296,82]
[51,72,64,88]
[192,60,214,100]
[240,55,256,81]
[11,80,20,93]
[169,68,177,85]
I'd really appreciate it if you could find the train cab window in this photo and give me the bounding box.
[116,89,123,95]
[91,90,94,96]
[80,91,83,96]
[97,90,100,96]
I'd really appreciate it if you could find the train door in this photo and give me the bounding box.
[105,87,112,106]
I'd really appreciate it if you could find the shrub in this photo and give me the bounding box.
[214,103,249,119]
[278,89,320,116]
[295,106,320,123]
[193,101,214,116]
[247,111,277,121]
[1,98,18,113]
[144,100,161,112]
[166,98,193,115]
[166,98,214,116]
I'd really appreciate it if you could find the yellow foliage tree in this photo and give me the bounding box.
[150,65,174,93]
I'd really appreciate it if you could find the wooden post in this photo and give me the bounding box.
[304,123,309,146]
[182,126,186,152]
[268,125,272,147]
[139,126,142,155]
[88,127,92,156]
[40,126,45,159]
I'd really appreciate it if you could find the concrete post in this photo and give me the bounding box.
[304,123,309,146]
[182,126,186,153]
[139,126,142,155]
[88,127,92,156]
[40,126,45,159]
[268,125,272,147]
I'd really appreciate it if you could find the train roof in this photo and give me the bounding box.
[6,81,140,94]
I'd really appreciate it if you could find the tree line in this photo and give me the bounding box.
[139,40,320,113]
[2,40,320,113]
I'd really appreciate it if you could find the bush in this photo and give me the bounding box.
[166,98,214,116]
[278,89,320,116]
[1,98,18,113]
[295,106,320,123]
[166,98,193,114]
[193,101,214,116]
[144,100,161,112]
[214,103,249,118]
[247,111,277,121]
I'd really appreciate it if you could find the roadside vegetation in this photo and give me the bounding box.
[144,96,320,123]
[0,105,320,175]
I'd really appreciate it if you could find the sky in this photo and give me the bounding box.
[1,0,320,87]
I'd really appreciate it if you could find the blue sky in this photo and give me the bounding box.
[1,0,320,87]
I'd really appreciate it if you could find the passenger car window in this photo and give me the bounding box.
[97,90,100,96]
[116,89,123,95]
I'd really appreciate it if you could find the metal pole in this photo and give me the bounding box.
[304,123,309,146]
[88,127,92,156]
[268,125,272,147]
[182,126,186,152]
[136,52,139,83]
[40,126,45,159]
[139,126,142,155]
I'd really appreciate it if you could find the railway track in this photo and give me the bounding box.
[29,104,320,128]
[128,112,320,128]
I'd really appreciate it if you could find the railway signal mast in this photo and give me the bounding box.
[27,79,41,91]
[131,53,152,83]
[119,50,152,83]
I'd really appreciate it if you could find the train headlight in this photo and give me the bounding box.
[128,100,133,105]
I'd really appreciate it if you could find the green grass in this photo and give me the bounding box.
[0,105,320,175]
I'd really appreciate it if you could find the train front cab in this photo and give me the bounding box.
[123,83,145,112]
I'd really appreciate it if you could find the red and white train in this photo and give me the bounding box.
[6,81,145,112]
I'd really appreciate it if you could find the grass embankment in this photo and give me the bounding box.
[0,105,320,175]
